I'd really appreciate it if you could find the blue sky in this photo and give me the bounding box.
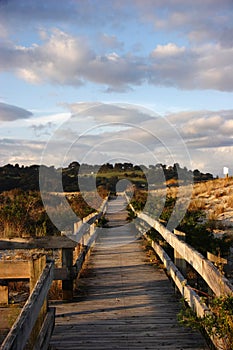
[0,0,233,176]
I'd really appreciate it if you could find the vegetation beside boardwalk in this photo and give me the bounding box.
[0,189,100,238]
[127,177,233,350]
[128,177,233,258]
[178,295,233,350]
[0,161,213,238]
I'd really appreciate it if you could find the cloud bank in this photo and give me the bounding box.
[0,103,232,175]
[0,29,232,91]
[0,1,232,91]
[0,102,33,121]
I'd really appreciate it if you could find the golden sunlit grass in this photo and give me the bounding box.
[190,177,233,224]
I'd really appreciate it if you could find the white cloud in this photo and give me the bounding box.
[181,115,222,137]
[67,103,157,124]
[167,110,233,148]
[0,30,232,91]
[151,43,185,57]
[0,138,45,166]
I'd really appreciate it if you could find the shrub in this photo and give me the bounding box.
[178,295,233,350]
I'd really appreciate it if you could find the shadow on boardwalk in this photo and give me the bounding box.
[50,195,209,350]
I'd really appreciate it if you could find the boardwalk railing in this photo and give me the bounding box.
[67,197,109,296]
[0,260,54,350]
[125,192,233,349]
[0,197,108,348]
[58,198,108,300]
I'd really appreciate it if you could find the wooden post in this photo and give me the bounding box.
[30,254,46,292]
[62,248,74,300]
[174,229,186,277]
[0,285,8,305]
[29,254,47,349]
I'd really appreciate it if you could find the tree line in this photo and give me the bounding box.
[0,162,214,193]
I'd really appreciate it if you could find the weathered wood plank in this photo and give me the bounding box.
[0,236,77,250]
[0,286,8,304]
[0,261,30,279]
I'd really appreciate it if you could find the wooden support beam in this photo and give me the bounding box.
[62,248,73,300]
[29,254,47,348]
[0,236,77,250]
[0,285,8,305]
[174,229,186,278]
[30,255,46,292]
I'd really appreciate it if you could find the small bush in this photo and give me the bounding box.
[178,295,233,350]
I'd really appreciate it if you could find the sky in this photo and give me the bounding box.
[0,0,233,176]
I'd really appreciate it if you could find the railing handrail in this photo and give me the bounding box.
[125,192,233,296]
[73,196,108,243]
[138,211,233,296]
[1,262,54,350]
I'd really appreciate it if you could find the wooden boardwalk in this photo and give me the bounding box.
[50,196,209,350]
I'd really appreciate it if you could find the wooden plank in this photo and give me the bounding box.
[0,261,30,279]
[138,212,233,296]
[1,262,54,350]
[0,286,8,304]
[0,236,77,250]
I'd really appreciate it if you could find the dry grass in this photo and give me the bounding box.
[188,198,206,211]
[190,177,233,225]
[227,195,233,209]
[151,177,233,227]
[48,280,63,300]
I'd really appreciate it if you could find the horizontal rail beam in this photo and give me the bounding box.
[0,261,30,279]
[144,234,208,318]
[138,212,233,296]
[74,229,99,276]
[0,236,77,250]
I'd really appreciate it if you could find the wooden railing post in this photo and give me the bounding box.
[62,248,73,300]
[174,229,186,278]
[30,254,46,292]
[29,254,47,348]
[0,284,8,305]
